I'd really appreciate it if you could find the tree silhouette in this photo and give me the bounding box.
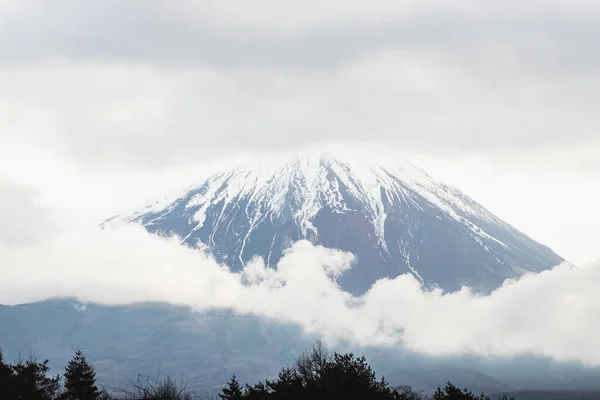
[113,372,195,400]
[433,382,514,400]
[9,353,61,400]
[218,340,426,400]
[0,344,520,400]
[0,348,13,394]
[62,350,100,400]
[293,339,330,385]
[219,375,243,400]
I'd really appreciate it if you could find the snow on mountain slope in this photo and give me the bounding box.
[110,149,564,294]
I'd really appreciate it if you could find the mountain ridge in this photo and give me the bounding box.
[106,149,564,294]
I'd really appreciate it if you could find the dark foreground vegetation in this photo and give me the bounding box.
[0,341,519,399]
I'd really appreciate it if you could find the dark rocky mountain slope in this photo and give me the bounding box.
[114,150,563,294]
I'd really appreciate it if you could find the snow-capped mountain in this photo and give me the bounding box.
[114,150,564,294]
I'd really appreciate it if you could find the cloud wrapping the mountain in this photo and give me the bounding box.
[0,223,597,366]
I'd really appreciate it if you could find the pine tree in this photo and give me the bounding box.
[62,350,100,400]
[432,382,514,400]
[0,348,13,394]
[10,354,61,400]
[219,375,244,400]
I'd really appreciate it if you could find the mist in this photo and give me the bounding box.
[1,222,597,366]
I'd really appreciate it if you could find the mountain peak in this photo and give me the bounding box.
[119,150,564,294]
[169,149,494,243]
[227,147,431,183]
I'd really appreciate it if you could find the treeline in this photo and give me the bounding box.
[218,341,513,400]
[0,348,115,400]
[0,341,514,400]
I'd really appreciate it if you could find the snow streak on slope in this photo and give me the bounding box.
[117,148,564,294]
[137,150,504,253]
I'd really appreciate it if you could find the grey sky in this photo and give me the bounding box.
[1,0,600,167]
[2,2,599,73]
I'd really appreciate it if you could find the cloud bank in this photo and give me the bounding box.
[1,222,597,366]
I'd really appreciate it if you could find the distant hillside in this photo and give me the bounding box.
[3,299,600,395]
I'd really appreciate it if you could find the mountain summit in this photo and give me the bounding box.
[118,150,563,294]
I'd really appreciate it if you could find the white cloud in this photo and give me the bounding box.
[1,222,599,366]
[0,178,58,247]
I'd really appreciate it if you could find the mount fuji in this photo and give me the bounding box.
[111,150,563,295]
